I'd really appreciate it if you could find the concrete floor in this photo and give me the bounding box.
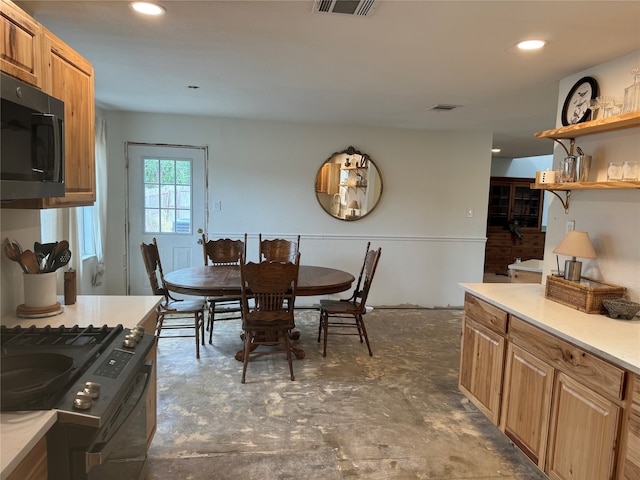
[147,308,546,480]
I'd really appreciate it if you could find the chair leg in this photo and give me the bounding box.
[322,311,329,357]
[283,331,295,381]
[357,315,373,356]
[241,331,251,384]
[155,312,164,338]
[208,303,215,344]
[317,309,324,343]
[194,313,201,359]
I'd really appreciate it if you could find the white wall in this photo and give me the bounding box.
[542,50,640,300]
[103,113,493,308]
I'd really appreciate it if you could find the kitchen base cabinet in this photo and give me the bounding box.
[139,309,158,448]
[500,343,554,469]
[547,372,620,480]
[459,293,508,425]
[620,374,640,480]
[6,436,47,480]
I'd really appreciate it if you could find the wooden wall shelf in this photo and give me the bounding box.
[531,181,640,191]
[534,112,640,140]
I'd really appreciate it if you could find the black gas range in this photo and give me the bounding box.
[1,323,156,479]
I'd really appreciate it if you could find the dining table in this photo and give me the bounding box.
[163,265,355,360]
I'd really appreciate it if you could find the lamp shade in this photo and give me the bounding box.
[553,230,596,259]
[347,200,360,210]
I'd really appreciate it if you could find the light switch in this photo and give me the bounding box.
[214,201,221,211]
[466,209,473,218]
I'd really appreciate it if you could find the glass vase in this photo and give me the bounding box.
[623,67,640,113]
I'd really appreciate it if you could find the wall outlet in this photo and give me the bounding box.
[466,209,474,218]
[214,201,221,211]
[566,220,575,233]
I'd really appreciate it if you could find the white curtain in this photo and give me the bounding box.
[91,117,108,286]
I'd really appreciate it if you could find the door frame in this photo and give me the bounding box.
[125,142,209,295]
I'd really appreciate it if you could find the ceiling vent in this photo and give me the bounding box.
[312,0,378,16]
[427,104,462,112]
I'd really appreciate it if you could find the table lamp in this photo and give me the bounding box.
[348,200,359,217]
[553,230,596,282]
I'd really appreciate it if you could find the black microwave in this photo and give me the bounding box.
[1,72,65,201]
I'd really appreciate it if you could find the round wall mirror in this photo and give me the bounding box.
[315,146,383,221]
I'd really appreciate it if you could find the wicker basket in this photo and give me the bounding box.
[545,275,626,314]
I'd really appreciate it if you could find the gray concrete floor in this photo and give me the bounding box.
[147,308,546,480]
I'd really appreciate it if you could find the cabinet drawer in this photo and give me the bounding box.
[464,293,508,335]
[509,316,625,400]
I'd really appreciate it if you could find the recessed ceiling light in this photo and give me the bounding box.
[517,39,546,50]
[130,2,166,16]
[491,148,501,153]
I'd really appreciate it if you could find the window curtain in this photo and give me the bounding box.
[91,117,108,286]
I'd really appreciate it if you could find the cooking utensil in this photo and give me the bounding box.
[46,248,72,272]
[45,240,67,272]
[1,353,74,409]
[3,240,28,273]
[21,249,41,274]
[34,241,57,269]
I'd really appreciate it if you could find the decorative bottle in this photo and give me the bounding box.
[623,67,640,113]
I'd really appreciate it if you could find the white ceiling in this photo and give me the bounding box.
[17,0,640,159]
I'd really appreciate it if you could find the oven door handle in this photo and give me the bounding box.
[85,361,153,471]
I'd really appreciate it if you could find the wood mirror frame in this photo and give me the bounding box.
[315,146,383,221]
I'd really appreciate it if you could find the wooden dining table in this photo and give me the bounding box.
[163,265,355,360]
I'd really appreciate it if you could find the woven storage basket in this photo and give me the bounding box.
[545,275,626,314]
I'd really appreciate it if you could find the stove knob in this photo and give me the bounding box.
[84,381,101,398]
[131,326,145,339]
[73,391,92,410]
[123,335,138,348]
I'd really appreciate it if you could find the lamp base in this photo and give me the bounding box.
[563,260,582,282]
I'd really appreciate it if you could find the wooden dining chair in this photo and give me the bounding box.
[258,234,300,262]
[202,233,247,344]
[140,238,206,358]
[239,252,300,384]
[317,244,381,357]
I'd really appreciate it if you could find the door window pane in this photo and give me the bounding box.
[143,158,192,234]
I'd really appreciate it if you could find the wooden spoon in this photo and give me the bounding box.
[4,241,28,273]
[21,250,40,274]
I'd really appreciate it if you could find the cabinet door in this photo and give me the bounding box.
[620,374,640,480]
[0,0,42,88]
[547,372,620,480]
[500,343,554,468]
[42,28,95,207]
[459,315,506,424]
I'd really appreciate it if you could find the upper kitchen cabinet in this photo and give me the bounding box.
[40,27,95,207]
[0,0,43,88]
[1,0,95,208]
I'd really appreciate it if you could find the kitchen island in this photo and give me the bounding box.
[458,283,640,480]
[0,295,160,480]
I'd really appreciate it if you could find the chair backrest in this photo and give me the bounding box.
[350,247,382,312]
[240,252,300,327]
[140,238,169,301]
[259,234,300,262]
[202,233,247,266]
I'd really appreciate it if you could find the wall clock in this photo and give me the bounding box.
[561,76,599,126]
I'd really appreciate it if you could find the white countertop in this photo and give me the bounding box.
[459,283,640,375]
[0,295,160,479]
[507,259,543,273]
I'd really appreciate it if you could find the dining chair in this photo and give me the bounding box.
[140,238,206,358]
[202,233,247,344]
[258,234,300,262]
[317,244,381,357]
[239,252,300,383]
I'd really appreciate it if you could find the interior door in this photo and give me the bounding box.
[127,144,207,296]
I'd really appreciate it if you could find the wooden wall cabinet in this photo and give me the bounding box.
[0,0,95,209]
[458,293,508,424]
[0,0,42,88]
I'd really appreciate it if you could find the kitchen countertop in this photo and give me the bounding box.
[507,258,543,273]
[0,295,160,480]
[459,283,640,375]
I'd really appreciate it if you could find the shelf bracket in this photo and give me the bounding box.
[549,189,571,213]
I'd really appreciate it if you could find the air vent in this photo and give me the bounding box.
[313,0,378,16]
[427,104,462,112]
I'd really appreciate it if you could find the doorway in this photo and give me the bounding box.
[126,144,207,295]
